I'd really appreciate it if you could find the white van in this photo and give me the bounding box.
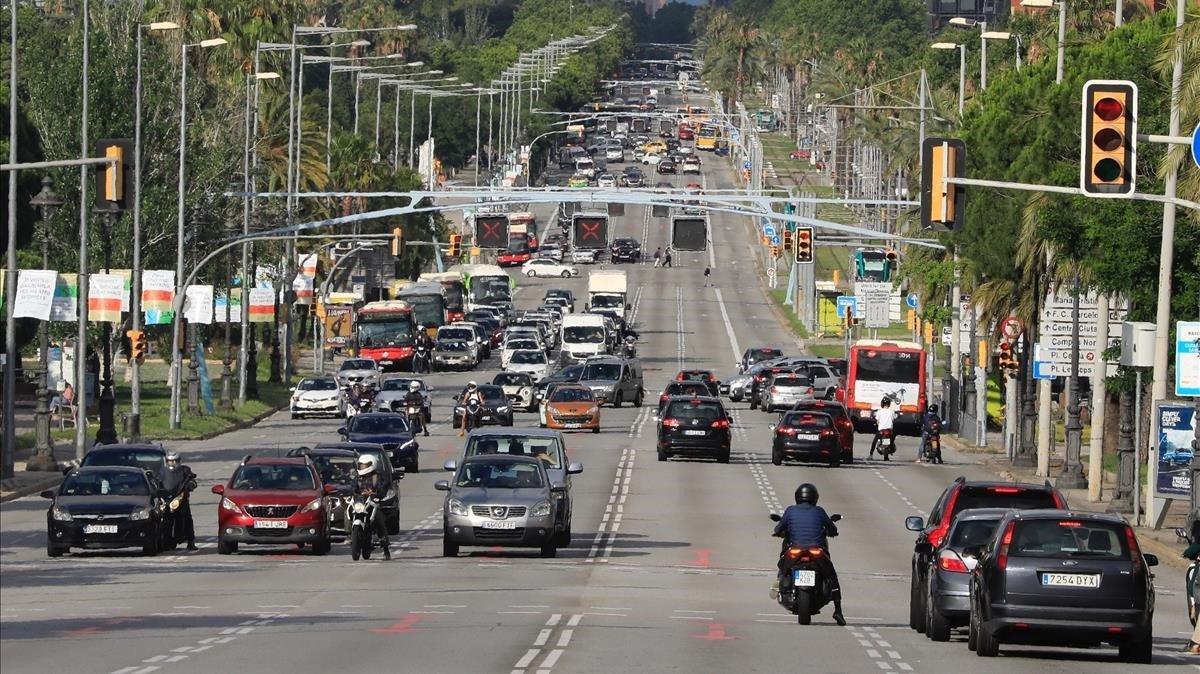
[575,157,596,179]
[560,314,608,364]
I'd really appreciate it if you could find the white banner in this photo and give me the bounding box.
[88,273,125,323]
[183,285,214,324]
[141,270,175,325]
[13,270,58,320]
[215,293,243,323]
[49,273,78,322]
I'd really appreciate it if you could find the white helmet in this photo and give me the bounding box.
[356,455,377,477]
[467,381,478,389]
[409,381,421,391]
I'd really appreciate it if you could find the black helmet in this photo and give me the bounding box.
[928,403,939,414]
[795,483,819,505]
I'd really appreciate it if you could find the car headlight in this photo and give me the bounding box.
[400,438,416,449]
[300,497,323,513]
[130,506,152,521]
[220,497,242,514]
[51,505,73,522]
[587,406,600,415]
[531,500,552,518]
[448,498,470,517]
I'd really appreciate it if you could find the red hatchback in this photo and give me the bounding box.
[212,456,336,555]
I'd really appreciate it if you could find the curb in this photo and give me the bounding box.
[0,473,66,504]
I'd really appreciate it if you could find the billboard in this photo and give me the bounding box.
[1155,403,1197,499]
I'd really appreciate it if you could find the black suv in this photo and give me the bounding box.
[905,477,1066,635]
[621,167,644,187]
[610,237,642,263]
[657,396,732,463]
[967,510,1156,662]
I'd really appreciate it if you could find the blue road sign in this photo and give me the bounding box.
[763,225,777,237]
[1192,121,1200,169]
[836,295,857,318]
[906,293,919,310]
[770,235,781,246]
[731,130,741,143]
[1033,361,1057,380]
[743,160,752,170]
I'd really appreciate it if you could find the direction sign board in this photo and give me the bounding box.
[731,130,741,144]
[1192,121,1200,169]
[857,282,892,328]
[770,235,780,246]
[941,326,952,347]
[763,224,777,237]
[906,293,919,310]
[836,295,857,319]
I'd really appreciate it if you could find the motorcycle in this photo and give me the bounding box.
[871,428,896,460]
[404,402,427,436]
[459,399,483,433]
[770,512,842,625]
[412,344,432,374]
[622,336,637,358]
[1177,526,1200,626]
[921,416,943,463]
[347,493,388,561]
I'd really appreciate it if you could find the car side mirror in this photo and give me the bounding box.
[830,514,842,522]
[566,462,583,475]
[550,482,567,493]
[323,484,338,495]
[434,480,450,492]
[211,484,225,495]
[40,489,56,499]
[289,386,296,392]
[443,460,457,472]
[1143,553,1159,567]
[337,427,347,436]
[962,545,983,559]
[904,515,925,531]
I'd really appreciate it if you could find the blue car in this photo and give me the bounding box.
[338,413,420,473]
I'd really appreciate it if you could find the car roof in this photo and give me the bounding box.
[956,479,1055,491]
[244,455,311,466]
[315,441,385,451]
[462,454,544,467]
[1005,509,1126,524]
[468,427,562,439]
[72,465,150,475]
[948,507,1013,523]
[88,443,166,453]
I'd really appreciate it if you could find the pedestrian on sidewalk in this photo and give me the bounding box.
[652,247,662,267]
[1184,524,1200,654]
[703,267,711,287]
[664,250,673,268]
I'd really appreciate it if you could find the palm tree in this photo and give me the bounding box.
[255,89,329,197]
[1156,3,1199,222]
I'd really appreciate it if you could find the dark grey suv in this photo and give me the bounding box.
[923,508,1009,641]
[967,510,1157,662]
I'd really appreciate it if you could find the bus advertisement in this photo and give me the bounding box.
[846,339,927,434]
[355,300,418,371]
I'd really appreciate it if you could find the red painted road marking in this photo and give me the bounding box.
[686,548,712,568]
[60,617,140,637]
[690,623,739,641]
[370,614,427,635]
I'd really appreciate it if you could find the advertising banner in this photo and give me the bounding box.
[1155,403,1198,499]
[215,293,242,323]
[49,273,78,322]
[141,270,175,325]
[248,287,275,323]
[88,273,125,322]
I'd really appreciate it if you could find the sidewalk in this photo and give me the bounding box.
[945,434,1191,571]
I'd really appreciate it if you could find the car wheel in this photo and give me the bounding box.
[657,447,668,462]
[717,450,730,464]
[540,543,558,558]
[47,541,66,557]
[555,524,572,547]
[771,448,782,466]
[592,426,600,434]
[526,270,537,277]
[312,539,331,556]
[967,607,979,651]
[561,270,571,278]
[909,572,924,630]
[217,538,237,555]
[975,621,999,657]
[442,536,458,557]
[634,389,644,407]
[409,457,419,474]
[1118,627,1152,664]
[613,392,623,408]
[290,412,299,420]
[927,598,952,642]
[142,538,159,556]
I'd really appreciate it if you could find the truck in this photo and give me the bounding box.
[460,263,515,312]
[560,313,609,365]
[586,269,628,320]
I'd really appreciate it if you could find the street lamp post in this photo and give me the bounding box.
[169,37,228,430]
[931,43,966,118]
[94,208,119,446]
[1059,272,1088,488]
[26,177,64,471]
[1020,0,1066,83]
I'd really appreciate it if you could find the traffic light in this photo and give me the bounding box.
[920,137,966,230]
[127,329,147,364]
[795,226,813,264]
[997,340,1019,374]
[783,229,793,251]
[769,244,780,258]
[390,226,405,257]
[1080,80,1137,197]
[93,138,134,212]
[447,234,462,257]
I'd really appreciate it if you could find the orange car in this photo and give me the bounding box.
[541,384,601,433]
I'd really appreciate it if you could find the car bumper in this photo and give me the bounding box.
[292,400,342,415]
[444,515,557,547]
[659,434,730,455]
[48,519,160,549]
[218,525,328,545]
[453,410,513,427]
[764,394,812,409]
[773,438,840,459]
[547,414,601,430]
[436,356,475,368]
[983,604,1152,643]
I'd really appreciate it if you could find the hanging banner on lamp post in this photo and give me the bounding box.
[141,270,175,325]
[13,270,58,320]
[248,287,275,323]
[49,273,78,322]
[88,273,125,322]
[183,285,214,324]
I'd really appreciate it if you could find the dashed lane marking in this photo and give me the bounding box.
[586,447,635,564]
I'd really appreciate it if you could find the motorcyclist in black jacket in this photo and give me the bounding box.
[413,330,434,373]
[919,403,944,464]
[403,380,429,436]
[353,456,390,560]
[161,451,198,551]
[773,483,844,625]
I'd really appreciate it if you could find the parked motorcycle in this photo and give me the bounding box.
[347,494,387,561]
[770,512,842,625]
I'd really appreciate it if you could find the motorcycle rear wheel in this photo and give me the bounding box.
[795,590,813,625]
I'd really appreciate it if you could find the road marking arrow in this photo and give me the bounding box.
[690,623,740,641]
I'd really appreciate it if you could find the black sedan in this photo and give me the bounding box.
[535,363,585,402]
[610,237,642,263]
[657,396,731,464]
[968,510,1156,662]
[770,411,841,467]
[452,384,514,429]
[337,413,420,473]
[657,159,677,174]
[44,466,167,557]
[78,442,168,487]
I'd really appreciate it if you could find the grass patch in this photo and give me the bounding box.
[769,288,809,339]
[809,343,845,360]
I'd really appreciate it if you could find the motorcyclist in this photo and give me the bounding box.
[413,329,434,374]
[161,451,198,551]
[870,397,897,460]
[353,455,391,560]
[346,383,364,413]
[459,381,484,438]
[919,403,944,464]
[403,380,429,437]
[773,483,844,625]
[623,335,637,357]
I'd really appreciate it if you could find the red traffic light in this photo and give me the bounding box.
[1093,97,1123,121]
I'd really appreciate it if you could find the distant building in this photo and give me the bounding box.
[928,0,1008,32]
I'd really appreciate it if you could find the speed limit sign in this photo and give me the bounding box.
[1001,316,1023,341]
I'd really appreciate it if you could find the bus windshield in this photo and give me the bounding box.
[357,317,414,348]
[473,277,511,303]
[399,294,446,327]
[855,351,921,384]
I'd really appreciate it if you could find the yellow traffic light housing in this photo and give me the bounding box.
[391,226,404,257]
[447,234,462,257]
[783,229,793,251]
[794,227,813,264]
[1081,80,1137,197]
[920,137,966,230]
[94,138,134,211]
[127,329,147,364]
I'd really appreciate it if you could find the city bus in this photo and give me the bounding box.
[508,211,540,250]
[846,339,927,434]
[355,301,418,372]
[696,124,720,151]
[418,271,466,323]
[394,281,450,338]
[852,248,895,282]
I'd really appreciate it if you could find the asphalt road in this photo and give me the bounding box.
[2,130,1197,674]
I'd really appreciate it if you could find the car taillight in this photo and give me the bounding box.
[777,426,797,436]
[1125,525,1144,570]
[711,419,730,429]
[820,429,835,437]
[927,488,962,547]
[989,486,1021,494]
[938,550,969,573]
[1052,491,1068,508]
[996,521,1016,571]
[662,418,681,428]
[659,395,668,405]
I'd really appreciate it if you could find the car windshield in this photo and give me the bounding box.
[781,413,831,429]
[512,351,547,365]
[81,450,164,475]
[480,387,506,403]
[311,455,358,486]
[551,387,594,403]
[590,295,622,309]
[466,435,563,467]
[582,363,621,380]
[948,518,1003,549]
[440,329,473,341]
[493,373,531,387]
[564,326,605,343]
[666,383,708,396]
[381,378,415,391]
[439,341,469,351]
[1010,519,1129,559]
[456,460,545,489]
[231,464,317,491]
[773,376,810,388]
[665,401,723,423]
[550,365,584,382]
[952,486,1059,515]
[62,471,149,497]
[341,360,375,371]
[506,340,540,350]
[348,415,410,434]
[298,379,337,391]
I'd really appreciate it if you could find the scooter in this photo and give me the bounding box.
[622,337,637,358]
[1177,526,1200,626]
[412,344,431,374]
[404,403,428,437]
[770,513,842,625]
[347,494,388,561]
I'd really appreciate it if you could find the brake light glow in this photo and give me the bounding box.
[820,429,836,437]
[928,488,961,548]
[938,550,969,573]
[1057,520,1083,528]
[711,419,730,429]
[777,426,798,436]
[1125,526,1144,571]
[989,486,1021,494]
[996,521,1015,571]
[786,547,804,561]
[662,418,681,428]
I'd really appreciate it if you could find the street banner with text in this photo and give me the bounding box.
[13,270,58,320]
[248,287,274,323]
[49,273,77,322]
[88,273,125,322]
[183,285,214,324]
[141,270,175,325]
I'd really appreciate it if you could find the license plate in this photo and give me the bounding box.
[380,360,394,366]
[860,410,872,418]
[683,430,706,436]
[83,524,118,534]
[797,434,820,441]
[793,569,817,587]
[1041,573,1100,588]
[480,520,518,530]
[564,423,582,428]
[254,520,289,529]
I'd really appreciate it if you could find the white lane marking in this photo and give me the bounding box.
[534,629,552,647]
[639,206,652,265]
[871,470,929,517]
[514,649,541,669]
[512,614,583,674]
[587,447,634,564]
[712,289,742,360]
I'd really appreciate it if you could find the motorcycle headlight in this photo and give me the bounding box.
[531,500,552,518]
[51,505,73,522]
[130,506,152,521]
[301,497,323,513]
[455,405,465,412]
[352,502,368,514]
[497,406,510,413]
[169,496,183,512]
[220,497,242,514]
[448,498,470,517]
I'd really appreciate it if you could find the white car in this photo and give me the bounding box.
[571,249,598,264]
[641,152,661,166]
[682,156,701,174]
[502,337,545,368]
[290,376,345,419]
[605,147,623,162]
[543,296,572,314]
[597,173,616,188]
[538,244,564,262]
[506,349,551,381]
[436,325,482,364]
[492,371,537,412]
[523,258,579,278]
[677,145,695,156]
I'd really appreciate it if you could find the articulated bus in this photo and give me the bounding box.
[846,339,926,434]
[394,281,450,338]
[355,301,418,372]
[696,124,720,151]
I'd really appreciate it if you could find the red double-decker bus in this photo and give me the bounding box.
[846,339,926,434]
[355,300,417,372]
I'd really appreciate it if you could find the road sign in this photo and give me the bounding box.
[941,326,952,347]
[763,224,777,237]
[906,293,919,310]
[836,295,857,318]
[767,266,778,288]
[1177,321,1200,397]
[1001,316,1023,341]
[1192,121,1200,169]
[770,235,780,246]
[742,159,751,170]
[731,130,741,143]
[857,282,891,328]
